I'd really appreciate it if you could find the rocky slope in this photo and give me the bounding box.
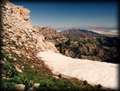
[33,26,67,45]
[1,1,58,61]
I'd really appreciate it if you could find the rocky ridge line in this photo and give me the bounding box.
[1,1,58,60]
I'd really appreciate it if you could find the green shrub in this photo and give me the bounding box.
[1,79,16,91]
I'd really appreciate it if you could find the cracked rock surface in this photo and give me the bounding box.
[1,1,58,59]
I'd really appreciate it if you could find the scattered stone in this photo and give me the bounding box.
[53,75,59,79]
[21,65,24,69]
[2,76,10,80]
[0,60,5,65]
[15,84,25,91]
[15,65,22,73]
[27,87,34,91]
[33,83,40,88]
[13,57,17,61]
[31,65,34,69]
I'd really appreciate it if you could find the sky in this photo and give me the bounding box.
[14,2,117,29]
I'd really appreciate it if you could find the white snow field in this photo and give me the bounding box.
[36,50,118,89]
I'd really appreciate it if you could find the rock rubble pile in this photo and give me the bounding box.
[1,1,58,60]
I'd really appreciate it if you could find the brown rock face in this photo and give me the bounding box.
[33,26,67,44]
[1,1,58,59]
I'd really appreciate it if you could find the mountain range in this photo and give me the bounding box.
[36,27,119,63]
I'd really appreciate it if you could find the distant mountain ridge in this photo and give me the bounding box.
[61,28,103,40]
[59,27,118,37]
[87,26,118,36]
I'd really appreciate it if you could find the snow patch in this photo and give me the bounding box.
[37,50,118,89]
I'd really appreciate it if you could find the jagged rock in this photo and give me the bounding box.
[34,26,67,44]
[1,1,58,61]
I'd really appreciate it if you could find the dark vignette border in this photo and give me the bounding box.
[0,0,119,91]
[0,0,5,91]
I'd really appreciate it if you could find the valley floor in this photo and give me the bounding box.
[37,51,118,90]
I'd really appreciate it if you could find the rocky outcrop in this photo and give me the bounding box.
[55,29,120,63]
[1,1,58,60]
[33,26,67,44]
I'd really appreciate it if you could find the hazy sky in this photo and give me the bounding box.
[14,2,117,29]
